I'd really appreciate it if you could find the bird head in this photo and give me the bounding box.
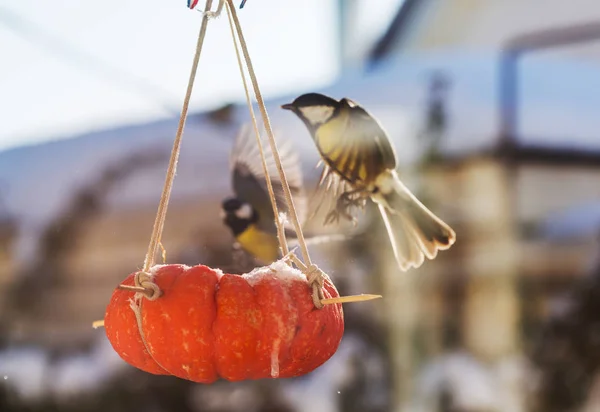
[220,197,258,236]
[281,93,340,130]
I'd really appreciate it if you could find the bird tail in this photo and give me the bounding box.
[375,171,456,271]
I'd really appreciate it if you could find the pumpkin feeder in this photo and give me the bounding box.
[104,262,345,382]
[95,0,381,383]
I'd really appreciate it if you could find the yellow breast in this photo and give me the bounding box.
[236,224,280,264]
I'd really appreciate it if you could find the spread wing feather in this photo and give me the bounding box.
[230,124,307,233]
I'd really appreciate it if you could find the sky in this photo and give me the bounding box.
[0,0,401,152]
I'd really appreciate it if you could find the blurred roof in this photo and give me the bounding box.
[3,49,600,259]
[368,0,423,65]
[2,50,600,203]
[368,0,600,65]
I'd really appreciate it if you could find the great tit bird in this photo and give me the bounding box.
[281,93,456,271]
[221,124,307,264]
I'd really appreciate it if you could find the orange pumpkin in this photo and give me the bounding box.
[104,261,344,382]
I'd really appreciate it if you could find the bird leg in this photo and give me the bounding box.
[325,189,369,226]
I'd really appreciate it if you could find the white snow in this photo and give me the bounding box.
[411,351,530,412]
[50,338,124,397]
[0,347,48,400]
[243,260,307,287]
[280,333,388,412]
[0,337,127,401]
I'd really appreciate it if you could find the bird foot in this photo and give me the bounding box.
[324,192,365,226]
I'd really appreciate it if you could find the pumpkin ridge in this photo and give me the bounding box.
[255,270,299,379]
[242,273,271,379]
[209,279,221,380]
[137,266,182,378]
[277,273,299,373]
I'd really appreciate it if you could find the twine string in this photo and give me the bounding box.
[117,0,214,301]
[140,0,214,275]
[225,4,289,258]
[225,0,326,306]
[225,0,311,266]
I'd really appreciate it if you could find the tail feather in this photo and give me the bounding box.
[374,170,456,271]
[404,199,456,255]
[378,203,425,271]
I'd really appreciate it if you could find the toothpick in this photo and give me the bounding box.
[321,294,383,305]
[117,285,149,293]
[92,320,105,329]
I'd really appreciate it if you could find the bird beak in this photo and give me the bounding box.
[281,103,294,111]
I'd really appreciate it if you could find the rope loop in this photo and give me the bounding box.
[134,271,162,301]
[305,264,325,309]
[305,264,324,288]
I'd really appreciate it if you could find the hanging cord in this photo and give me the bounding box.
[225,5,289,258]
[91,0,382,331]
[142,0,214,275]
[225,0,309,265]
[225,0,382,309]
[117,0,215,301]
[225,0,325,307]
[95,1,382,330]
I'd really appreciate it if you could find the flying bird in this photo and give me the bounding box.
[282,93,456,271]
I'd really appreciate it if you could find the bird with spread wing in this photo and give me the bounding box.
[282,93,456,271]
[221,123,343,265]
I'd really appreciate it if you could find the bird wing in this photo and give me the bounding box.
[314,101,397,188]
[307,161,353,223]
[230,124,307,233]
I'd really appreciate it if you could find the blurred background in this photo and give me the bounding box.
[2,0,600,411]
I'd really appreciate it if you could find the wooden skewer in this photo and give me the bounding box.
[321,294,383,305]
[92,320,105,329]
[117,285,148,293]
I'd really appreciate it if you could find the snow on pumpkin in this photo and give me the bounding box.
[104,261,344,383]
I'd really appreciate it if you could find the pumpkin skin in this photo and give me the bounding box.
[104,261,344,383]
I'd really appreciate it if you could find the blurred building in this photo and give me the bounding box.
[0,211,17,312]
[368,0,600,65]
[364,1,600,411]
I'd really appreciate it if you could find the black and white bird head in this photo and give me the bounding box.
[281,93,344,132]
[220,197,258,236]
